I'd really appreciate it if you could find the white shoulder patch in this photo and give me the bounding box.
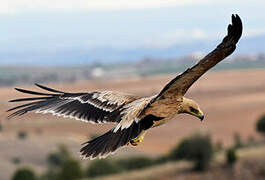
[113,96,155,132]
[92,91,131,106]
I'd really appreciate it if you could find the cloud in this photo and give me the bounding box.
[243,28,265,38]
[0,0,213,14]
[147,26,265,49]
[191,29,207,40]
[144,28,215,48]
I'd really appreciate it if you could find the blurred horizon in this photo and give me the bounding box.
[1,0,265,65]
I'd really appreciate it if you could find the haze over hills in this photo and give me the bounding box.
[1,0,265,66]
[1,2,265,66]
[1,35,265,65]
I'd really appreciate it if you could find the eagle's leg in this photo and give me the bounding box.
[130,130,147,146]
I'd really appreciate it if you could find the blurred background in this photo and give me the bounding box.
[1,0,265,180]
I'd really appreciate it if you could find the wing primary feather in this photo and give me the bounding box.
[7,101,51,119]
[7,100,47,118]
[15,88,55,96]
[7,101,44,112]
[9,97,51,102]
[35,83,65,93]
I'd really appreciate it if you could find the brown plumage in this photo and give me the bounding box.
[7,14,243,159]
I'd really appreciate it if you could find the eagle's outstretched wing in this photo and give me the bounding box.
[154,14,242,101]
[7,83,139,124]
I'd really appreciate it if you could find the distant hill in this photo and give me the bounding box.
[0,35,265,65]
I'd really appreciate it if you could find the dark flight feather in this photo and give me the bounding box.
[7,84,137,123]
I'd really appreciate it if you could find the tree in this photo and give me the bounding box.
[39,170,57,180]
[12,168,37,180]
[117,156,154,170]
[226,148,237,165]
[46,145,70,171]
[17,131,28,140]
[57,159,83,180]
[256,114,265,135]
[47,152,64,168]
[170,133,213,171]
[11,157,21,165]
[44,145,83,180]
[233,132,243,149]
[86,159,123,177]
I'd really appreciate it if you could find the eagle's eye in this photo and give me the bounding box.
[190,107,199,114]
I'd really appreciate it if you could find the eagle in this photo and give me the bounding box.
[7,14,242,159]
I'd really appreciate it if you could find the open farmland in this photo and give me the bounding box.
[0,68,265,179]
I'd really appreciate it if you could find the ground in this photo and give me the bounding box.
[94,145,265,180]
[0,69,265,179]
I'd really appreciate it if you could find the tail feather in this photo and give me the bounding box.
[80,121,142,159]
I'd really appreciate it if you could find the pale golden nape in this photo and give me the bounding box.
[179,97,204,121]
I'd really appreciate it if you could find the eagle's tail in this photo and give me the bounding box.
[80,121,143,159]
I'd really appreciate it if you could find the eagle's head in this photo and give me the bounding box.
[180,97,204,121]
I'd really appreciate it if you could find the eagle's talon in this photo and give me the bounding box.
[130,136,144,146]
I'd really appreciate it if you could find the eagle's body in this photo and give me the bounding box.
[7,15,243,159]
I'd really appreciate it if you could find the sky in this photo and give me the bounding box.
[0,0,265,64]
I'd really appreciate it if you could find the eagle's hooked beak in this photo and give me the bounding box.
[190,109,204,121]
[197,110,204,121]
[198,114,204,121]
